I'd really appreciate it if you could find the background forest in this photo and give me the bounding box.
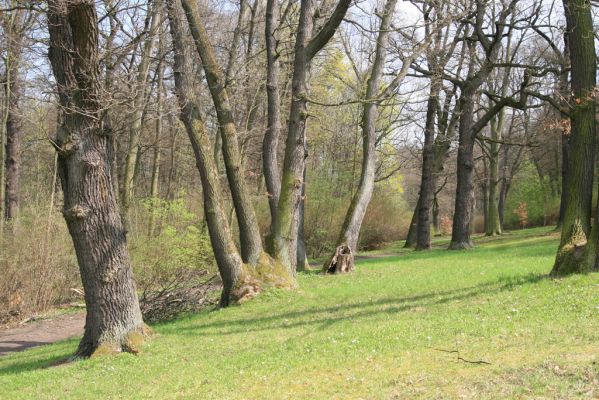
[0,0,590,327]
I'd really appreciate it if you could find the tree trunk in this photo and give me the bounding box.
[149,37,166,237]
[416,82,439,250]
[167,0,295,306]
[181,0,264,265]
[327,0,397,265]
[557,133,570,228]
[449,87,476,249]
[486,119,502,236]
[404,201,418,248]
[263,0,282,253]
[3,10,26,222]
[47,0,147,357]
[121,1,160,228]
[552,0,597,275]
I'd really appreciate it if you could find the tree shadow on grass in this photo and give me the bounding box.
[164,273,547,337]
[0,351,73,376]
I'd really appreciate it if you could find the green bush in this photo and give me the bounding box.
[130,198,216,295]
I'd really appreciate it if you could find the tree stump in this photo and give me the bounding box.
[324,245,354,274]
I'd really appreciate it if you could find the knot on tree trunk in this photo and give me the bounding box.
[324,245,354,274]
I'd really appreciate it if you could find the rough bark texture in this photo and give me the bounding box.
[449,84,477,249]
[404,202,418,248]
[181,0,264,265]
[552,0,597,275]
[327,0,397,265]
[448,3,519,249]
[416,84,439,250]
[47,0,146,358]
[167,0,295,306]
[324,245,354,274]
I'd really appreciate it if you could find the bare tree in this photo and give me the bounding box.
[46,0,147,357]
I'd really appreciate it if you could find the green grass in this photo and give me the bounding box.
[1,227,598,399]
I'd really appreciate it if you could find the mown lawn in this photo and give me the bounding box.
[1,227,598,399]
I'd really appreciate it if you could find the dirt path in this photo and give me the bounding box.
[0,312,85,356]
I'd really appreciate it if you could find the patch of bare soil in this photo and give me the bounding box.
[0,312,85,356]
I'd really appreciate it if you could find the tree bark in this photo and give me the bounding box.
[121,1,160,228]
[47,0,147,358]
[181,0,264,265]
[274,0,351,272]
[2,8,26,222]
[416,83,439,250]
[263,0,282,252]
[326,0,397,265]
[404,201,418,248]
[149,36,166,237]
[167,0,295,305]
[552,0,597,275]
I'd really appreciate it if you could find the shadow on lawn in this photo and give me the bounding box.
[164,273,547,337]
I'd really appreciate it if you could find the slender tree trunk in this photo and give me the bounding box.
[553,0,597,275]
[47,0,146,357]
[3,10,25,222]
[486,120,502,236]
[167,0,294,305]
[263,0,282,253]
[181,0,264,265]
[121,1,160,228]
[149,38,166,237]
[326,0,397,267]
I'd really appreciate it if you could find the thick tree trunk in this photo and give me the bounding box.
[272,0,314,273]
[449,89,476,249]
[328,0,397,265]
[557,134,570,228]
[416,83,439,250]
[47,0,147,358]
[182,0,264,265]
[553,0,597,275]
[167,0,294,305]
[404,202,418,248]
[263,0,282,252]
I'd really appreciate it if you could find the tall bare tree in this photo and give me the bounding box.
[46,0,147,357]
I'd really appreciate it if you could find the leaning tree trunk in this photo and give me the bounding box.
[47,0,147,358]
[182,0,264,265]
[552,0,597,275]
[326,0,397,269]
[167,0,295,306]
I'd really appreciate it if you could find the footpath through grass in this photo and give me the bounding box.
[0,227,597,399]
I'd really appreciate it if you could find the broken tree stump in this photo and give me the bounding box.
[324,245,354,274]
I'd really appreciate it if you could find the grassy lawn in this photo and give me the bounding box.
[1,227,598,399]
